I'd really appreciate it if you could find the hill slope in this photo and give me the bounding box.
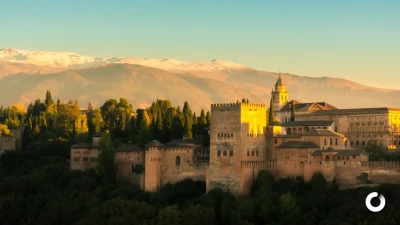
[1,48,400,111]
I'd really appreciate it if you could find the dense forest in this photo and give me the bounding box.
[0,90,211,150]
[1,91,400,224]
[1,148,400,225]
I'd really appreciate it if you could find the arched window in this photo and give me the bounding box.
[325,155,329,161]
[218,133,220,138]
[231,133,233,137]
[176,156,181,166]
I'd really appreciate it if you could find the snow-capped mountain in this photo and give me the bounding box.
[0,48,250,72]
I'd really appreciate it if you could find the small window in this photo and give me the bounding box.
[335,138,338,146]
[217,151,221,156]
[231,133,233,137]
[229,151,233,156]
[247,151,249,156]
[346,157,349,160]
[330,138,332,146]
[251,151,254,156]
[274,139,278,144]
[223,151,227,156]
[353,155,356,159]
[324,139,326,145]
[176,156,181,166]
[256,151,259,156]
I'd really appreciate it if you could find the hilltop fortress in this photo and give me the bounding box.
[70,76,400,195]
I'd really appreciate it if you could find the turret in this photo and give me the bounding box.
[271,73,289,111]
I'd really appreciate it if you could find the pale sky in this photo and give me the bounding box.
[1,0,399,89]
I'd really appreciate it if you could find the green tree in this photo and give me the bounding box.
[96,132,117,184]
[268,97,274,124]
[183,101,193,138]
[136,111,152,147]
[157,204,182,225]
[206,111,211,126]
[290,103,296,121]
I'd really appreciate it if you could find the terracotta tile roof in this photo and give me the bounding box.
[70,143,97,149]
[301,129,345,137]
[92,132,105,137]
[116,144,143,152]
[280,121,334,126]
[276,141,320,148]
[311,148,368,156]
[145,140,164,147]
[279,100,338,112]
[305,108,400,116]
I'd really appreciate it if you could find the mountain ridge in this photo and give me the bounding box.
[1,48,400,112]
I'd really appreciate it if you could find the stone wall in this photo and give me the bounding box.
[70,148,99,170]
[0,136,16,156]
[160,148,207,185]
[144,147,162,192]
[10,127,24,150]
[207,103,243,195]
[238,159,400,195]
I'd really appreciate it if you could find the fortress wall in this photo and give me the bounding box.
[144,149,162,192]
[161,148,207,185]
[241,161,277,194]
[207,103,243,195]
[334,161,400,185]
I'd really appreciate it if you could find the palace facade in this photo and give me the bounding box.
[70,76,400,195]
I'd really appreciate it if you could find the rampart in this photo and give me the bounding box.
[239,160,400,195]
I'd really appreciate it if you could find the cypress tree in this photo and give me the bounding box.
[290,102,296,121]
[97,132,117,184]
[183,101,193,139]
[206,111,211,126]
[269,97,274,124]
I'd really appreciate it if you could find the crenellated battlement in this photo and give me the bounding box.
[241,160,277,169]
[211,102,266,111]
[0,136,16,142]
[211,103,241,111]
[361,161,400,168]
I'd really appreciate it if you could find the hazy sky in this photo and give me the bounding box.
[1,0,399,89]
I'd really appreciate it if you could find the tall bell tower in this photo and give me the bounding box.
[271,72,289,111]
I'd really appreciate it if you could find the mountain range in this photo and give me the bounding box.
[0,48,399,113]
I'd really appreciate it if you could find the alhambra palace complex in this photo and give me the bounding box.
[70,76,400,195]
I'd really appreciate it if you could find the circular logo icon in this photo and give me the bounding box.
[365,192,385,212]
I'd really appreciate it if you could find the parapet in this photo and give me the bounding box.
[0,136,16,142]
[241,160,277,169]
[361,161,400,168]
[211,102,266,111]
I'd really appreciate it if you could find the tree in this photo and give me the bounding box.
[183,101,193,138]
[206,111,211,126]
[290,103,296,121]
[268,97,274,124]
[96,132,117,184]
[157,205,182,225]
[136,111,152,147]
